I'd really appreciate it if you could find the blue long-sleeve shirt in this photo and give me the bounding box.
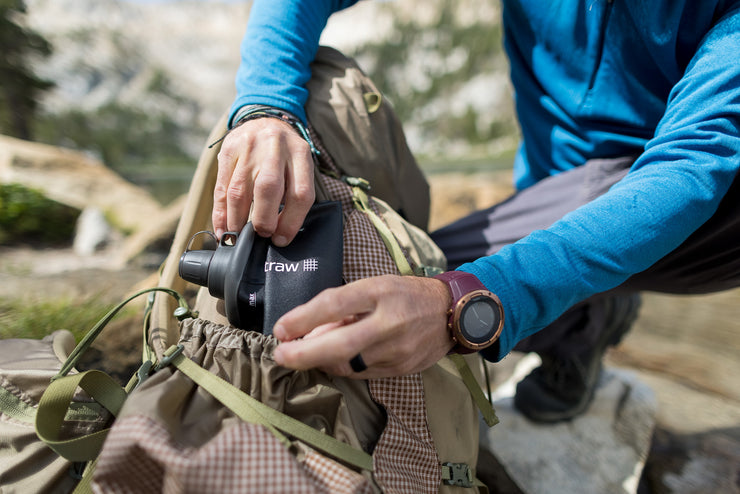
[232,0,740,361]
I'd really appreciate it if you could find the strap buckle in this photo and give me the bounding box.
[155,345,185,371]
[441,462,474,487]
[342,176,371,191]
[132,360,154,390]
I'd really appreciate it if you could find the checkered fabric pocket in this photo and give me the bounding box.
[95,415,373,494]
[93,320,378,494]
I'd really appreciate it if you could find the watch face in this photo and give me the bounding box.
[459,295,501,343]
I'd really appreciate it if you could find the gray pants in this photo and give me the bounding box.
[430,157,740,356]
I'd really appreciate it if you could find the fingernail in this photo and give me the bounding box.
[273,346,285,365]
[273,235,288,247]
[273,323,285,340]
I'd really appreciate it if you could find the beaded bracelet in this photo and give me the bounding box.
[209,104,319,156]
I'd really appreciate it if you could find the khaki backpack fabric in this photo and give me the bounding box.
[0,45,493,493]
[94,319,379,493]
[306,46,431,231]
[0,331,92,493]
[0,287,193,494]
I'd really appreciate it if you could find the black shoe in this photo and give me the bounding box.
[513,294,641,423]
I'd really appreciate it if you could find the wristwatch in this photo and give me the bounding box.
[434,271,504,354]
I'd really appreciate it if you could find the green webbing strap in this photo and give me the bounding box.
[347,179,415,276]
[35,370,127,461]
[141,293,158,368]
[448,354,499,427]
[33,287,192,463]
[1,385,104,425]
[163,345,374,472]
[54,287,191,380]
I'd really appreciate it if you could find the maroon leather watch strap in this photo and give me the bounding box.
[434,271,487,299]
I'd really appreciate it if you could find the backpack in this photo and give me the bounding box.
[0,287,192,493]
[0,46,497,494]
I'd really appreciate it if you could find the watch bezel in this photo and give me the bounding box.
[450,289,504,350]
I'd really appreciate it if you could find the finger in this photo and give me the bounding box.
[274,276,454,377]
[215,124,258,237]
[272,144,315,247]
[300,316,358,340]
[273,315,377,372]
[273,282,375,342]
[213,145,238,239]
[313,313,451,379]
[314,331,405,377]
[225,153,254,234]
[319,355,416,380]
[250,131,286,237]
[284,314,431,379]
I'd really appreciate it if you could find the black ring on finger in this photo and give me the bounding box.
[349,353,368,373]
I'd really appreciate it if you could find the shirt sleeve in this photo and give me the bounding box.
[230,0,359,127]
[467,7,740,361]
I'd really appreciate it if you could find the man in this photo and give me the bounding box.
[213,0,740,422]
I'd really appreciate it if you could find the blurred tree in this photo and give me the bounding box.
[349,0,515,155]
[0,0,53,140]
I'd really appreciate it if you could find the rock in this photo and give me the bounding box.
[0,134,163,235]
[479,354,658,494]
[643,427,740,494]
[73,207,112,255]
[609,291,740,406]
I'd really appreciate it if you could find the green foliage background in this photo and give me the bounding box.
[0,183,80,245]
[33,102,194,173]
[0,296,113,342]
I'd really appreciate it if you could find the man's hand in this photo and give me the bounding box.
[212,117,315,246]
[272,275,455,378]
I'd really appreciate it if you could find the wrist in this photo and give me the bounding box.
[232,104,319,156]
[432,278,456,352]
